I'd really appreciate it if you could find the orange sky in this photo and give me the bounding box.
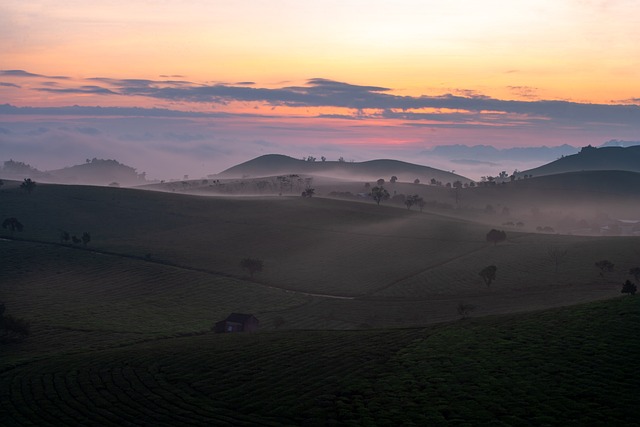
[1,1,639,179]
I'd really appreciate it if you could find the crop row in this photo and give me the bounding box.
[1,297,638,425]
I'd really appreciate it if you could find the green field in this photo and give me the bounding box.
[1,182,639,424]
[1,297,638,425]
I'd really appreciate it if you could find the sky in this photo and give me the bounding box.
[1,0,639,180]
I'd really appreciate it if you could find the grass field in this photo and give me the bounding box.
[1,181,639,424]
[1,296,638,425]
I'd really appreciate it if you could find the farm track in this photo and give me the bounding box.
[364,232,534,297]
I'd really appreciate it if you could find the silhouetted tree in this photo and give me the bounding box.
[595,260,614,277]
[370,186,390,205]
[547,247,568,273]
[404,194,422,210]
[621,280,637,295]
[321,156,326,162]
[240,258,263,278]
[81,232,91,247]
[301,188,315,197]
[486,229,506,245]
[479,265,497,287]
[390,176,398,184]
[376,178,385,186]
[59,230,70,244]
[20,178,36,194]
[416,198,425,212]
[414,178,420,184]
[2,217,23,236]
[457,302,476,318]
[0,305,30,342]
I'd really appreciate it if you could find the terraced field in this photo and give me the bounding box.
[1,297,638,425]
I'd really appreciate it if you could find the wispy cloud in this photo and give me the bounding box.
[0,69,68,79]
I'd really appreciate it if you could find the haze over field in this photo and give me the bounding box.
[2,1,640,179]
[2,2,640,425]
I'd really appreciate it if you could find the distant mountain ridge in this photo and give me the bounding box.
[0,158,146,186]
[217,154,471,183]
[516,145,640,178]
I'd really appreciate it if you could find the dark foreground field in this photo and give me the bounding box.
[1,297,638,426]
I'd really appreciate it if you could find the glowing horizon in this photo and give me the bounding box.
[1,1,639,179]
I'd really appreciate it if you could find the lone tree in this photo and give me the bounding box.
[0,304,31,342]
[59,230,70,244]
[486,229,507,245]
[81,232,91,247]
[456,302,476,319]
[240,258,263,278]
[404,194,423,210]
[20,178,36,194]
[479,265,497,287]
[621,280,637,295]
[301,188,315,198]
[2,217,23,236]
[370,186,390,205]
[547,246,568,273]
[595,260,614,277]
[390,176,398,184]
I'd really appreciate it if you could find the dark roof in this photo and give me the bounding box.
[225,313,256,323]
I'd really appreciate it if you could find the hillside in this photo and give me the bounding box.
[0,158,146,186]
[1,297,637,425]
[516,145,640,178]
[2,182,638,424]
[217,154,470,184]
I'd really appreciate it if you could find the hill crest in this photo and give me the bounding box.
[217,154,471,183]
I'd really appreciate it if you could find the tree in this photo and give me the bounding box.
[370,186,390,205]
[390,176,398,184]
[457,302,476,318]
[0,305,30,342]
[404,194,422,210]
[414,178,420,184]
[621,280,637,295]
[547,247,568,273]
[376,178,385,186]
[59,230,70,244]
[301,188,315,197]
[20,178,36,194]
[240,258,263,278]
[486,229,506,245]
[595,260,614,277]
[479,265,497,287]
[81,232,91,247]
[2,217,23,236]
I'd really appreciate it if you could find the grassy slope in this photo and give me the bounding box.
[1,183,636,338]
[1,296,638,425]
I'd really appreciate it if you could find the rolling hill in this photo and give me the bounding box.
[2,179,639,424]
[216,154,470,184]
[0,158,147,187]
[516,145,640,178]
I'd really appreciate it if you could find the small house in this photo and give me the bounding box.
[214,313,259,333]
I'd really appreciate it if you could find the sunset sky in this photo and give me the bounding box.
[1,0,639,179]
